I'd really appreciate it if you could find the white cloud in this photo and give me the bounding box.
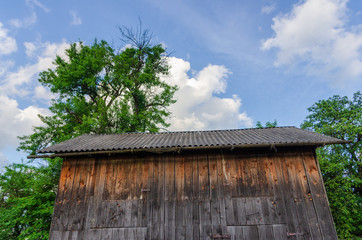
[9,0,50,29]
[0,95,49,153]
[70,10,82,25]
[34,85,55,101]
[26,0,50,12]
[24,41,38,57]
[9,11,37,28]
[0,22,17,55]
[164,57,253,131]
[262,0,362,85]
[261,4,276,15]
[0,40,69,96]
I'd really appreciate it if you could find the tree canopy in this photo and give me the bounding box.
[301,91,361,239]
[18,30,177,155]
[255,120,278,128]
[0,159,61,240]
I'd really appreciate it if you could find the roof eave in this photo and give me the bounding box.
[28,140,348,159]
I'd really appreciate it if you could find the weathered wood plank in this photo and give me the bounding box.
[175,154,186,239]
[112,228,124,239]
[284,151,310,239]
[276,152,300,235]
[247,154,260,197]
[258,225,274,240]
[292,150,323,239]
[302,151,338,240]
[84,229,101,240]
[60,159,77,231]
[191,154,200,239]
[100,228,112,240]
[224,153,236,226]
[198,152,211,239]
[209,151,221,235]
[49,230,62,240]
[184,153,194,239]
[271,153,291,226]
[215,151,226,224]
[151,155,165,239]
[242,225,258,239]
[136,227,147,240]
[71,158,88,230]
[164,153,176,240]
[273,224,288,240]
[51,159,70,232]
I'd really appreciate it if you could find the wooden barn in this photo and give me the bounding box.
[34,127,345,240]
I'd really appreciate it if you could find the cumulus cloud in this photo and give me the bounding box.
[70,10,82,25]
[0,94,49,153]
[164,57,253,131]
[0,40,69,96]
[0,23,17,55]
[262,0,362,84]
[9,11,37,28]
[34,85,55,101]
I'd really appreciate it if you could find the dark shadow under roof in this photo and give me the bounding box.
[35,127,346,157]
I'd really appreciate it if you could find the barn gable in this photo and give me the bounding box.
[34,127,345,240]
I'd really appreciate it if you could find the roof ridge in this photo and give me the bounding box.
[83,126,297,136]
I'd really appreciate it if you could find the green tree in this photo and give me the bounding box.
[256,120,278,128]
[19,28,177,155]
[301,92,361,239]
[0,27,177,239]
[0,159,62,240]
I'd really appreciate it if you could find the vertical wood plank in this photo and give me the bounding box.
[273,224,288,240]
[293,150,323,239]
[223,153,236,226]
[258,225,274,240]
[72,158,89,230]
[50,159,70,232]
[242,226,259,240]
[175,154,186,240]
[198,152,212,239]
[276,152,300,234]
[191,153,200,240]
[151,155,165,239]
[165,153,176,240]
[60,159,77,231]
[184,153,194,240]
[209,151,222,236]
[138,156,150,228]
[216,151,229,238]
[303,151,338,240]
[272,153,292,226]
[100,228,112,240]
[284,151,311,239]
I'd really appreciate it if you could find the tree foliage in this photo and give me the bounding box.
[0,27,177,239]
[18,29,176,155]
[0,159,62,240]
[301,92,361,239]
[256,120,278,128]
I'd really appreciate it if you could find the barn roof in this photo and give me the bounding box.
[34,127,346,157]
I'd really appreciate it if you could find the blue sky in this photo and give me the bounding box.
[0,0,361,167]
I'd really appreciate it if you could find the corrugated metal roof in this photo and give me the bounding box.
[37,127,346,155]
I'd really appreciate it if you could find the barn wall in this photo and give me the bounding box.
[49,147,337,240]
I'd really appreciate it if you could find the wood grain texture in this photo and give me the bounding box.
[49,148,337,240]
